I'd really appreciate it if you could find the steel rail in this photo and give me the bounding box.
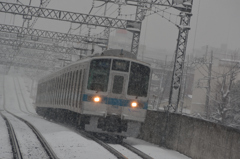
[78,130,127,159]
[15,77,35,115]
[33,112,128,159]
[80,130,152,159]
[2,77,58,159]
[0,112,23,159]
[122,142,153,159]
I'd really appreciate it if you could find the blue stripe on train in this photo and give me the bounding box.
[82,94,148,109]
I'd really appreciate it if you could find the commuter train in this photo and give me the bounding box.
[35,49,152,141]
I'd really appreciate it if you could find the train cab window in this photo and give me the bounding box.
[112,59,129,72]
[112,75,124,94]
[87,59,111,92]
[127,62,150,97]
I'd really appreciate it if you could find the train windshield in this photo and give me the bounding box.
[87,59,111,92]
[127,62,150,97]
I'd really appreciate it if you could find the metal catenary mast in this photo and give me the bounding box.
[100,0,193,111]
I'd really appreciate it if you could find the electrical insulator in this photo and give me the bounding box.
[88,29,91,37]
[118,4,121,16]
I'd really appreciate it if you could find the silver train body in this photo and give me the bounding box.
[35,49,152,138]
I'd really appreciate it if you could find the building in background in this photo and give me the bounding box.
[190,44,240,118]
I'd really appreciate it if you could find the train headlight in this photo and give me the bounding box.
[131,102,138,108]
[93,96,101,103]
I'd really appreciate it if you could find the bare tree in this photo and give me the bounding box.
[210,53,239,125]
[227,80,240,128]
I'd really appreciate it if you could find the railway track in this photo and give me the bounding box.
[0,112,22,159]
[72,128,153,159]
[11,111,58,159]
[0,111,59,159]
[13,77,36,115]
[121,142,153,159]
[1,77,58,159]
[2,76,153,159]
[89,133,153,159]
[12,77,153,159]
[1,110,59,159]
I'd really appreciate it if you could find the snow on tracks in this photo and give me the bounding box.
[0,112,13,159]
[1,112,50,159]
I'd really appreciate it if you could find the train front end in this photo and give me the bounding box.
[82,52,151,137]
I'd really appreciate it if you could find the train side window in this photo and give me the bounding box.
[48,80,50,104]
[58,76,61,105]
[64,72,69,105]
[37,84,39,103]
[67,72,73,106]
[51,79,54,104]
[39,83,41,104]
[70,71,77,107]
[44,82,47,104]
[52,78,55,105]
[42,83,44,104]
[48,80,51,104]
[59,76,62,104]
[51,78,56,104]
[55,77,58,105]
[73,70,79,107]
[61,74,66,105]
[55,77,60,105]
[76,70,82,108]
[59,74,64,105]
[112,75,124,94]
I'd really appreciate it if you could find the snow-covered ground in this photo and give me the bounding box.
[0,74,191,159]
[1,112,50,159]
[1,75,116,159]
[124,138,190,159]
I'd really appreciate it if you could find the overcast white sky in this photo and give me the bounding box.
[1,0,240,55]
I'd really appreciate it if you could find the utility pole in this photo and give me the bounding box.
[205,50,213,119]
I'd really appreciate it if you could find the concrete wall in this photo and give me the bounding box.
[139,110,240,159]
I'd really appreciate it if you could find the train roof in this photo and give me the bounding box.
[67,49,150,67]
[101,49,136,59]
[39,49,150,82]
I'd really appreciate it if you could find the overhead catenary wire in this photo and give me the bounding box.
[77,2,115,35]
[81,2,172,39]
[77,1,182,47]
[89,3,176,41]
[74,1,122,48]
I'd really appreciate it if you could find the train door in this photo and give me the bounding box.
[107,72,128,114]
[110,73,128,97]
